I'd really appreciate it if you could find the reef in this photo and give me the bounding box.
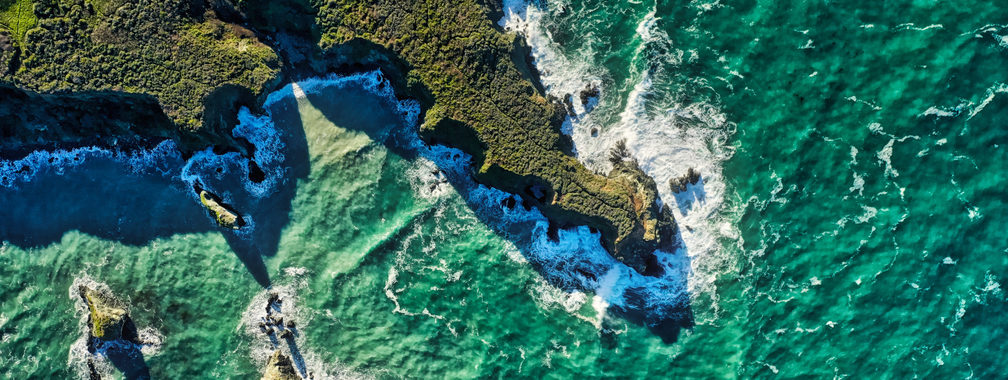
[0,0,679,274]
[252,291,309,379]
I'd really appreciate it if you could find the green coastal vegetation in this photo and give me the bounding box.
[0,0,677,273]
[0,0,36,42]
[1,0,281,153]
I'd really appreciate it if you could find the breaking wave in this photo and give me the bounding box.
[500,0,740,320]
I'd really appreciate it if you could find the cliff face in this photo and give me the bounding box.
[0,0,679,274]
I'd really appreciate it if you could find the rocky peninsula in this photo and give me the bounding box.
[0,0,678,273]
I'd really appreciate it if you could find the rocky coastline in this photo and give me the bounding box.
[0,0,680,274]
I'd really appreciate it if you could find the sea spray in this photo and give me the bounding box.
[499,0,739,320]
[0,141,183,189]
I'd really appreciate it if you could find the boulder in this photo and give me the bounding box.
[562,94,576,116]
[262,350,300,380]
[199,190,245,229]
[669,168,702,193]
[79,287,127,341]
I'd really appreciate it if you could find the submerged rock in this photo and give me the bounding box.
[669,168,702,193]
[79,287,128,341]
[199,190,245,229]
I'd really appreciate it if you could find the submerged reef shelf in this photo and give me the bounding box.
[0,0,678,273]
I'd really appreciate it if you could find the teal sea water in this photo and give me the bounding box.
[1,0,1007,378]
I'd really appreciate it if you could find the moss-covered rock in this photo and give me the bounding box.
[199,190,245,229]
[261,350,299,380]
[79,286,127,341]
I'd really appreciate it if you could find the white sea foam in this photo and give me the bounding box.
[847,96,882,110]
[233,108,288,197]
[0,140,183,189]
[500,0,738,322]
[849,172,865,195]
[241,272,367,380]
[895,23,944,32]
[877,139,898,178]
[499,0,602,110]
[920,105,963,119]
[967,82,1008,120]
[288,76,701,321]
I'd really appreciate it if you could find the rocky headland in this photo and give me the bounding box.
[0,0,679,274]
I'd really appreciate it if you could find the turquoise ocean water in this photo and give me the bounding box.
[1,0,1007,378]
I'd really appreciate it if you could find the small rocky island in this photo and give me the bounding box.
[199,190,246,229]
[73,281,161,380]
[192,181,246,229]
[79,286,130,342]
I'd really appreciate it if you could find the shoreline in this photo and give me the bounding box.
[0,0,677,275]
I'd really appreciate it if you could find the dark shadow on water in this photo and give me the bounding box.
[217,90,312,288]
[191,93,313,287]
[673,178,707,216]
[101,344,150,380]
[0,164,215,247]
[0,96,314,288]
[89,318,150,379]
[284,334,309,378]
[609,287,696,344]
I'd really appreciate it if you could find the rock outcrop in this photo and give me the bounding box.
[262,350,300,380]
[669,168,702,193]
[253,291,309,379]
[579,83,600,105]
[72,281,161,380]
[199,190,246,229]
[606,140,678,272]
[79,286,128,341]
